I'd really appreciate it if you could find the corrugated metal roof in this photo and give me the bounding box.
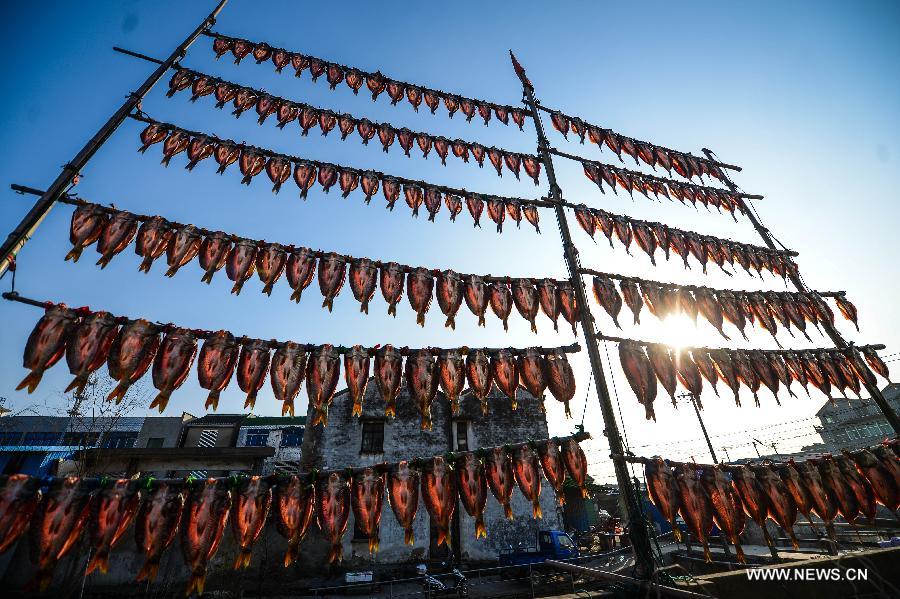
[241,416,306,427]
[183,414,248,427]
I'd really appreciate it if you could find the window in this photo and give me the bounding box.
[360,421,384,454]
[281,428,303,447]
[196,429,218,448]
[245,430,271,447]
[453,421,469,452]
[0,432,22,446]
[146,437,164,448]
[101,432,137,449]
[23,432,61,446]
[62,432,100,447]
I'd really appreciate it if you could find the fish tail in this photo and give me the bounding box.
[136,558,160,582]
[261,282,275,296]
[234,548,253,569]
[161,156,173,168]
[96,254,113,268]
[475,516,487,539]
[283,540,300,567]
[64,244,84,262]
[702,544,712,563]
[789,530,799,550]
[734,543,746,564]
[164,264,180,278]
[753,392,760,408]
[450,398,459,416]
[16,370,44,393]
[328,543,343,564]
[417,313,425,327]
[420,414,432,431]
[480,399,488,417]
[445,315,455,329]
[388,303,397,317]
[437,527,448,548]
[384,403,396,419]
[290,288,303,302]
[205,391,220,411]
[231,280,245,295]
[504,503,513,520]
[532,501,542,519]
[244,393,257,409]
[360,301,369,315]
[556,492,566,506]
[368,536,379,554]
[64,375,89,395]
[581,486,590,499]
[352,401,362,418]
[185,570,206,596]
[86,550,109,576]
[502,319,509,331]
[322,297,333,312]
[216,164,228,174]
[107,381,131,404]
[138,257,154,273]
[530,321,537,334]
[281,401,295,417]
[510,399,518,411]
[149,391,170,413]
[564,400,572,419]
[138,145,149,154]
[478,314,486,327]
[404,527,415,545]
[672,525,682,542]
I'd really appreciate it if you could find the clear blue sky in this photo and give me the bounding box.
[1,1,898,482]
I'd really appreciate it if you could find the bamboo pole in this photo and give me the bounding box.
[510,52,658,578]
[0,0,229,278]
[702,148,900,434]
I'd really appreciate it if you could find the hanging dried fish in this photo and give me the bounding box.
[374,344,403,418]
[592,276,622,329]
[439,349,466,415]
[620,342,658,420]
[465,349,493,416]
[270,341,307,417]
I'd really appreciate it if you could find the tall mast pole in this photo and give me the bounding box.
[510,52,655,576]
[0,0,229,278]
[703,149,900,434]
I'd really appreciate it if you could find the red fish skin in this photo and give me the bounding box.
[512,279,540,333]
[835,454,877,521]
[436,270,464,329]
[255,242,288,296]
[619,342,658,421]
[380,262,405,317]
[95,210,138,268]
[18,305,78,394]
[456,453,488,538]
[424,187,443,221]
[729,465,774,548]
[266,157,293,194]
[694,350,721,398]
[181,479,232,596]
[407,267,434,326]
[466,194,485,227]
[389,462,420,545]
[375,345,403,418]
[134,482,184,582]
[537,279,560,331]
[64,311,118,395]
[317,473,351,564]
[150,328,197,413]
[106,319,160,403]
[438,349,466,415]
[345,345,371,417]
[197,330,239,411]
[423,456,458,548]
[307,344,341,427]
[491,349,519,410]
[645,458,681,542]
[138,123,168,153]
[226,239,258,295]
[293,161,317,198]
[465,350,493,415]
[406,350,440,430]
[160,131,190,167]
[793,460,837,525]
[28,477,93,592]
[231,476,272,569]
[514,445,543,519]
[318,253,347,312]
[269,341,307,417]
[871,445,900,492]
[647,344,678,406]
[351,468,386,554]
[619,280,643,325]
[675,464,714,562]
[489,282,513,331]
[777,463,815,523]
[0,474,41,555]
[523,205,541,232]
[274,476,315,566]
[236,339,271,409]
[546,350,576,418]
[562,438,589,499]
[487,198,506,232]
[675,350,704,402]
[360,171,381,203]
[214,143,240,174]
[66,204,108,262]
[538,440,567,506]
[286,246,316,302]
[517,348,548,413]
[751,465,799,549]
[592,276,622,329]
[557,281,579,335]
[382,176,401,210]
[851,449,898,511]
[86,479,141,575]
[485,448,515,519]
[464,275,489,327]
[165,224,202,278]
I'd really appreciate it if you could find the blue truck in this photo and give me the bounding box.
[498,530,579,573]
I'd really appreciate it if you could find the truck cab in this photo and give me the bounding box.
[498,530,579,568]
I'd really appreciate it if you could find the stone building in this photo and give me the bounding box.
[300,378,565,568]
[236,415,306,475]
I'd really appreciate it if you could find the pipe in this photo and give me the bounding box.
[0,0,230,277]
[594,331,885,354]
[543,560,710,599]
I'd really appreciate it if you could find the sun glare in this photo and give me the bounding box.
[652,313,706,352]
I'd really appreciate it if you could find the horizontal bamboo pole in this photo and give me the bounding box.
[594,331,884,355]
[2,291,581,357]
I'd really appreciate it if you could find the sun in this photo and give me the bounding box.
[651,313,706,352]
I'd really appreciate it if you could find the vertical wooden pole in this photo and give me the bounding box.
[511,52,656,578]
[0,0,229,277]
[703,149,900,434]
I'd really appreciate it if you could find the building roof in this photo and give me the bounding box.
[815,383,900,418]
[240,416,306,427]
[183,414,247,427]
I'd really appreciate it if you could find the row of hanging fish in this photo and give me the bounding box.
[582,160,745,220]
[617,340,889,420]
[645,441,900,563]
[572,204,798,279]
[0,436,589,590]
[16,300,578,423]
[208,33,529,127]
[63,201,576,332]
[166,69,541,183]
[548,108,727,184]
[136,118,543,232]
[591,273,860,343]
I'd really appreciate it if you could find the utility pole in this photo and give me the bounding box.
[0,0,229,277]
[677,393,717,463]
[511,52,656,578]
[722,447,731,462]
